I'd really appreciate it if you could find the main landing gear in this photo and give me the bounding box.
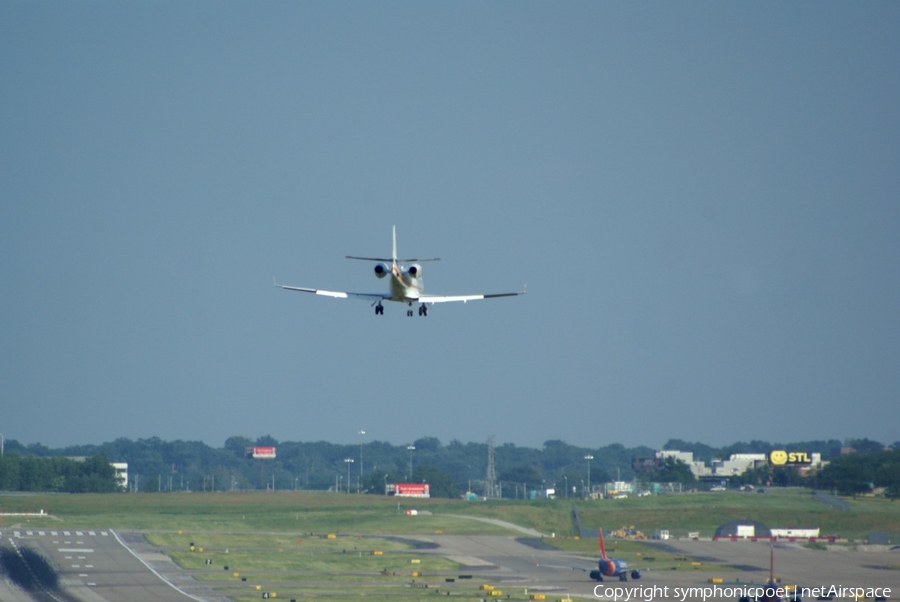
[403,302,428,317]
[376,302,428,316]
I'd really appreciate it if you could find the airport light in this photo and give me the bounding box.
[407,445,415,479]
[584,455,594,499]
[564,476,568,500]
[344,458,354,494]
[358,430,366,492]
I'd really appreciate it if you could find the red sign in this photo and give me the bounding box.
[390,483,430,497]
[247,446,276,459]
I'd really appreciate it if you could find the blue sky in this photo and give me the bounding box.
[2,2,899,450]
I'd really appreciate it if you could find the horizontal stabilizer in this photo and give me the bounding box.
[346,255,440,262]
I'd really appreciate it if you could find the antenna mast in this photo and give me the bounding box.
[485,436,498,499]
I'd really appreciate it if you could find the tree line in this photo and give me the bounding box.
[1,435,896,498]
[0,453,118,493]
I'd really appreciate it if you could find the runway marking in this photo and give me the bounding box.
[63,531,70,536]
[101,531,108,536]
[51,531,58,536]
[8,537,67,602]
[79,574,88,577]
[110,529,208,602]
[72,564,80,568]
[39,531,45,536]
[65,556,72,559]
[59,548,94,553]
[14,531,21,537]
[88,531,96,536]
[87,582,96,586]
[86,564,93,568]
[75,531,83,536]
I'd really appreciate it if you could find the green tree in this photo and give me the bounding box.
[845,438,885,455]
[818,454,875,496]
[499,465,542,486]
[654,457,696,486]
[412,465,456,498]
[225,436,254,457]
[0,454,21,490]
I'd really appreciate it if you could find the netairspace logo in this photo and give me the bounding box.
[592,585,892,601]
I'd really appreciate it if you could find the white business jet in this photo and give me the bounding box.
[275,226,525,316]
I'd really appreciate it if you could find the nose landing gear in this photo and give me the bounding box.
[374,302,384,315]
[405,302,428,317]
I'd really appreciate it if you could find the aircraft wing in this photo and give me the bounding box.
[419,288,526,304]
[274,279,389,300]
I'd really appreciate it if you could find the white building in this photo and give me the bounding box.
[711,454,766,476]
[111,463,128,490]
[655,451,711,478]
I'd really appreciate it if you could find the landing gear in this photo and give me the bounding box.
[374,302,384,315]
[407,302,414,317]
[418,304,428,317]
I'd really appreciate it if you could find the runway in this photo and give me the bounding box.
[0,529,226,602]
[2,530,897,601]
[412,535,900,599]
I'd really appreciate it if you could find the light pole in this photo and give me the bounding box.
[407,445,415,479]
[358,430,366,490]
[564,475,568,500]
[344,458,354,494]
[584,455,594,499]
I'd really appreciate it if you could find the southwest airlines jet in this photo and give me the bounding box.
[275,226,524,316]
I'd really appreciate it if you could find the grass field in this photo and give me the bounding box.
[3,488,899,601]
[3,488,899,540]
[572,488,900,542]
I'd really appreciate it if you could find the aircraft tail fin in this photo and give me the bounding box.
[598,528,608,560]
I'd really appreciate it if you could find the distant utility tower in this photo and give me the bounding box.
[485,436,498,499]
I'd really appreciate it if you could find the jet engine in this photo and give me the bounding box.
[407,263,423,278]
[373,263,389,279]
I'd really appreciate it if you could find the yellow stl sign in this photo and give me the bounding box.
[770,450,811,465]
